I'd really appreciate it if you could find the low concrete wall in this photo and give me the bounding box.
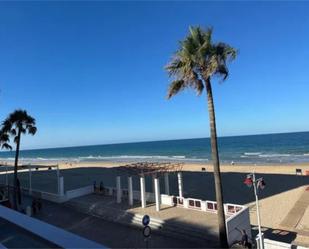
[226,206,251,246]
[40,191,67,203]
[264,239,309,249]
[0,205,105,248]
[22,188,66,203]
[23,185,94,203]
[66,185,94,200]
[161,194,173,206]
[264,239,291,249]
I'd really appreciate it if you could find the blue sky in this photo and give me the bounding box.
[0,1,309,149]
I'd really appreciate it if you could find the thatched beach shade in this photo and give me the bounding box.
[115,162,184,211]
[118,161,184,176]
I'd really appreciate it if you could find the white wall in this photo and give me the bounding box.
[263,239,309,249]
[23,185,94,203]
[161,194,173,206]
[264,239,291,249]
[40,192,67,203]
[66,185,94,200]
[226,206,252,246]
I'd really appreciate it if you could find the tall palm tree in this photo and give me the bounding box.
[0,109,37,209]
[165,26,237,247]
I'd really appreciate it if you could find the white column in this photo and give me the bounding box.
[56,165,60,195]
[5,165,8,186]
[177,172,183,198]
[116,176,121,203]
[59,176,64,196]
[253,173,264,249]
[152,175,156,191]
[128,176,133,206]
[154,177,161,211]
[29,167,32,194]
[164,173,170,195]
[140,175,146,208]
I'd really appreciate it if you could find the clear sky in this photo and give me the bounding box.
[0,1,309,149]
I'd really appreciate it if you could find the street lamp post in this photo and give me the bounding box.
[244,172,265,249]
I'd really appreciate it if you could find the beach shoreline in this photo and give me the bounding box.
[50,161,309,175]
[0,161,309,175]
[1,160,309,175]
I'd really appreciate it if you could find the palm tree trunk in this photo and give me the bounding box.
[13,129,21,210]
[205,78,228,248]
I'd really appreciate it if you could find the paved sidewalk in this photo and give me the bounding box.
[280,187,309,230]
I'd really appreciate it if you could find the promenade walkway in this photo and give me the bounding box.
[22,196,203,248]
[280,186,309,231]
[64,194,223,247]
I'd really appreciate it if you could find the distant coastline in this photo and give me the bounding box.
[1,131,309,165]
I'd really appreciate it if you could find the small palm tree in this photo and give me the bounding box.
[0,109,37,209]
[166,26,237,247]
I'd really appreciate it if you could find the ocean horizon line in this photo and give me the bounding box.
[2,129,308,153]
[1,131,309,164]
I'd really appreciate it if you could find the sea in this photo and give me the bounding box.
[1,131,309,165]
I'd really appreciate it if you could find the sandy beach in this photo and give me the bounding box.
[54,161,309,175]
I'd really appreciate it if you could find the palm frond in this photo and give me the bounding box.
[10,128,16,136]
[216,64,229,80]
[194,79,204,95]
[165,57,185,77]
[0,132,9,142]
[1,143,12,150]
[28,126,37,135]
[167,80,185,99]
[214,42,237,61]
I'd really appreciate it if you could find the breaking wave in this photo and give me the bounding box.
[0,155,208,163]
[258,154,291,158]
[244,152,262,156]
